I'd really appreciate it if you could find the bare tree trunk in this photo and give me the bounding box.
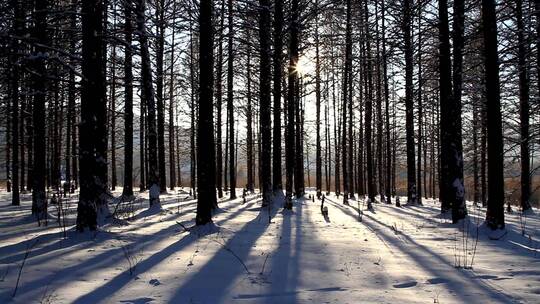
[227,0,236,199]
[110,36,117,191]
[285,0,299,202]
[189,21,197,198]
[215,0,224,198]
[122,0,134,198]
[272,0,283,191]
[363,0,374,207]
[78,0,105,230]
[403,0,417,205]
[10,0,22,205]
[482,0,505,229]
[375,0,384,203]
[139,83,146,192]
[516,0,532,212]
[472,99,480,205]
[450,0,466,222]
[315,0,322,199]
[155,0,167,193]
[196,0,216,224]
[168,5,177,191]
[136,0,160,207]
[416,4,423,206]
[29,0,47,221]
[66,0,77,193]
[246,21,254,192]
[259,0,272,206]
[382,0,391,204]
[341,0,352,203]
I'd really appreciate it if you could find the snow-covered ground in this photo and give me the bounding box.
[0,188,538,303]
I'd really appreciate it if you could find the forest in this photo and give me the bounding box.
[0,0,539,303]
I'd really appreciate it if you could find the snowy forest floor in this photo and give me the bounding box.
[0,188,539,303]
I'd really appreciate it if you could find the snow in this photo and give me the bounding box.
[0,189,538,303]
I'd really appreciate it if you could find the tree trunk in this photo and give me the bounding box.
[416,4,423,206]
[382,0,391,204]
[450,0,466,222]
[215,0,224,198]
[375,0,384,203]
[29,0,47,222]
[78,0,106,230]
[403,0,417,205]
[122,0,134,198]
[260,0,272,206]
[155,0,167,192]
[341,0,351,203]
[66,0,77,193]
[246,22,254,192]
[168,5,177,191]
[285,0,298,202]
[227,0,236,199]
[110,37,117,191]
[273,0,283,191]
[315,0,322,199]
[189,21,197,199]
[482,0,505,229]
[196,0,216,224]
[516,0,532,212]
[364,0,375,207]
[10,0,22,206]
[136,0,160,207]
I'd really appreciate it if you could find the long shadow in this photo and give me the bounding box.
[165,201,274,303]
[325,197,516,302]
[360,213,517,303]
[3,199,259,302]
[374,204,451,228]
[0,202,200,266]
[0,222,180,301]
[70,199,261,304]
[0,195,245,267]
[378,202,540,260]
[260,200,302,303]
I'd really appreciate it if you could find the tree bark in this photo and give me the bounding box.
[246,21,254,192]
[272,0,283,191]
[364,0,375,207]
[285,0,298,202]
[122,0,134,198]
[136,0,160,207]
[516,0,532,212]
[315,0,322,199]
[482,0,505,229]
[196,0,216,224]
[227,0,236,199]
[10,0,22,206]
[403,0,417,205]
[78,0,106,230]
[450,0,466,222]
[260,0,272,206]
[215,0,224,198]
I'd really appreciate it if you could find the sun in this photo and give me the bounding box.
[295,56,311,76]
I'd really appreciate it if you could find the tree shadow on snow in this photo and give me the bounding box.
[69,199,260,304]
